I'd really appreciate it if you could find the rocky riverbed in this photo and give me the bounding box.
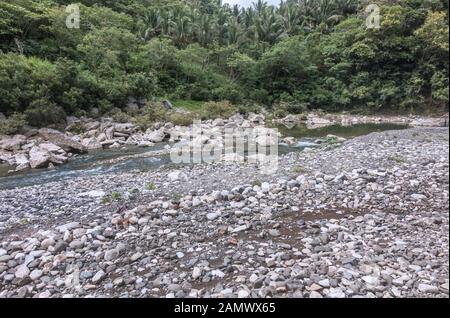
[0,127,448,298]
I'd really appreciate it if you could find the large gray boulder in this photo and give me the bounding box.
[145,129,166,143]
[82,138,103,150]
[29,146,52,169]
[0,135,27,151]
[0,149,15,165]
[114,123,136,135]
[38,128,86,153]
[84,121,100,131]
[162,100,173,109]
[28,144,68,169]
[248,113,265,124]
[14,153,30,171]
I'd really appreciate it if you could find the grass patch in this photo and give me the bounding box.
[292,166,307,174]
[172,100,204,113]
[101,191,122,204]
[252,179,262,187]
[147,182,156,190]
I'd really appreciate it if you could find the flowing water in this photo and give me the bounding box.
[0,123,408,190]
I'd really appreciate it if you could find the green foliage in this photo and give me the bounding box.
[0,0,448,121]
[25,102,67,127]
[0,113,27,135]
[172,100,204,112]
[201,101,236,119]
[168,111,196,126]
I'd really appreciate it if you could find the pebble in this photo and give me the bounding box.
[92,270,106,284]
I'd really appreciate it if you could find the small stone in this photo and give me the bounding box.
[211,270,225,278]
[411,194,427,201]
[41,238,55,249]
[362,276,379,286]
[261,182,271,193]
[418,283,439,294]
[327,288,345,298]
[249,274,258,283]
[92,270,106,284]
[56,222,80,233]
[238,290,250,298]
[206,212,220,221]
[15,264,30,279]
[130,252,143,262]
[268,229,281,237]
[231,225,248,233]
[309,291,323,298]
[176,252,185,259]
[30,269,43,281]
[54,241,68,253]
[192,267,202,280]
[319,279,330,288]
[38,290,51,298]
[104,249,119,261]
[310,283,322,291]
[69,240,84,250]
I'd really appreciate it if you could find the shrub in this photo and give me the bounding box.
[24,102,67,127]
[168,112,196,126]
[236,103,263,115]
[133,103,169,130]
[0,113,27,135]
[201,101,237,120]
[110,108,132,123]
[67,122,86,135]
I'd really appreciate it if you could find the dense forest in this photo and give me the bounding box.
[0,0,448,129]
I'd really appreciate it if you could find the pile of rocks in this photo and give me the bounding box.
[1,113,270,172]
[0,129,86,172]
[0,127,448,298]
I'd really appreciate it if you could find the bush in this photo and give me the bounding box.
[110,108,132,123]
[0,113,27,135]
[201,101,237,120]
[273,101,309,117]
[236,103,263,115]
[168,112,196,126]
[0,53,58,114]
[133,102,169,130]
[24,102,67,127]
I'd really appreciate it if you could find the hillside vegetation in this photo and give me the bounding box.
[0,0,448,128]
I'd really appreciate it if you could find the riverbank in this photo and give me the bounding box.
[0,127,448,298]
[275,112,449,128]
[1,112,448,174]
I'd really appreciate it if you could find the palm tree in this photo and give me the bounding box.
[141,9,163,41]
[216,7,230,45]
[254,8,287,45]
[279,1,302,35]
[170,15,192,47]
[226,16,246,46]
[195,14,215,47]
[334,0,359,15]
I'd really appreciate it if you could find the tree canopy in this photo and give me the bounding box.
[0,0,448,123]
